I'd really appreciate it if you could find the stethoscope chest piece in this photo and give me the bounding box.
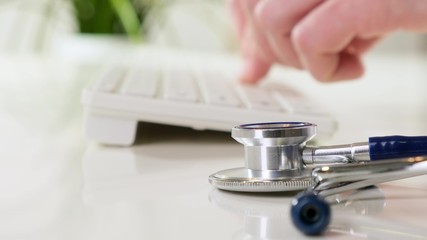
[209,122,317,192]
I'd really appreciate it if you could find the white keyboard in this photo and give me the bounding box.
[81,47,336,145]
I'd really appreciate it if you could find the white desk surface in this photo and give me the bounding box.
[1,44,427,240]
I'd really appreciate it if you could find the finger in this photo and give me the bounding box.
[239,26,272,83]
[254,0,323,68]
[240,54,272,84]
[346,37,381,55]
[227,0,246,41]
[237,0,274,83]
[292,0,427,81]
[291,0,364,81]
[390,0,427,32]
[240,0,279,63]
[329,52,363,82]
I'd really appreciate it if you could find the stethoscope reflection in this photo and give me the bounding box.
[209,187,386,239]
[326,186,386,216]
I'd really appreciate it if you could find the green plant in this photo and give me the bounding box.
[72,0,155,40]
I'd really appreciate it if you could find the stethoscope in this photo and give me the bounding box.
[208,122,427,235]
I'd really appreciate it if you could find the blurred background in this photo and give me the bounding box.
[0,0,238,55]
[0,0,425,56]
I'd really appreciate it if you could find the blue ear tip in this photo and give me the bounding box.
[290,192,331,236]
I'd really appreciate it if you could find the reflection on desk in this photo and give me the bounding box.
[83,123,241,203]
[82,124,244,239]
[210,186,427,239]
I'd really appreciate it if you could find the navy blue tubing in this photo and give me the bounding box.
[369,136,427,160]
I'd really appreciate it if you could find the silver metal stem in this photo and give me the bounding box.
[302,142,370,165]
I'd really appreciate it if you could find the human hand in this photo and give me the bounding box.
[228,0,427,83]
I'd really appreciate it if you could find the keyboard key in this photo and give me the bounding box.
[271,91,294,113]
[163,69,198,102]
[121,68,159,97]
[199,72,241,107]
[237,85,283,112]
[273,90,324,114]
[96,67,124,92]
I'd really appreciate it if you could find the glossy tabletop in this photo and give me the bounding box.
[1,42,427,240]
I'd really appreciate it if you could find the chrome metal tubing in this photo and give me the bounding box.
[312,156,427,197]
[302,142,370,165]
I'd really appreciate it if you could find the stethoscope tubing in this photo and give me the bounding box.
[291,155,427,235]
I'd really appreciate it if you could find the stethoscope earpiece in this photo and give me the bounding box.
[290,192,331,236]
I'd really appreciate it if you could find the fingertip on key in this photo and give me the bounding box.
[239,57,271,84]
